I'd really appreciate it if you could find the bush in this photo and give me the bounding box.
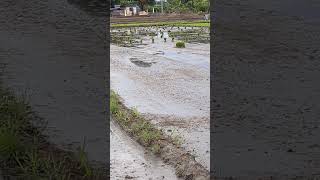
[176,41,185,48]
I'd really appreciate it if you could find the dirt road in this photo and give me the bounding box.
[213,0,320,178]
[0,0,108,166]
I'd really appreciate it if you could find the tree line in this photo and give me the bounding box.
[113,0,210,13]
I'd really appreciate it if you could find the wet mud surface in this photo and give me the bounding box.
[0,0,108,166]
[111,33,210,171]
[110,119,179,180]
[213,0,320,178]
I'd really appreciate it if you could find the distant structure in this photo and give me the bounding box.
[111,4,149,17]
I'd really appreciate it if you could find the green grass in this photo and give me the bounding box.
[176,41,186,48]
[0,85,107,179]
[111,20,210,28]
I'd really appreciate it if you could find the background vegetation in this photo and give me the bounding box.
[113,0,210,13]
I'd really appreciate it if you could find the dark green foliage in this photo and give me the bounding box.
[176,41,185,48]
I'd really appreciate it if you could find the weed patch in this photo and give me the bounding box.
[110,91,163,147]
[176,41,186,48]
[110,91,174,146]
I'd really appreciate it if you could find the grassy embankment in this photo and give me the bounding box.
[110,90,209,179]
[110,91,179,154]
[111,20,210,28]
[0,85,107,179]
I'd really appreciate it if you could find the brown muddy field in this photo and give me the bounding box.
[213,0,320,179]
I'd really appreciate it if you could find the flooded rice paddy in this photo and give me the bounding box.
[110,25,210,175]
[111,26,210,47]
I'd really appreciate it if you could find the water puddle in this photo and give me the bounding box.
[130,57,155,67]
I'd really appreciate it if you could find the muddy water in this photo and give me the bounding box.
[0,0,107,167]
[110,119,179,180]
[111,34,210,170]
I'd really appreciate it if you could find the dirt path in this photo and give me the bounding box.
[0,0,107,165]
[213,0,320,178]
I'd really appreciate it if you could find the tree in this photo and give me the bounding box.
[138,0,148,10]
[193,0,209,13]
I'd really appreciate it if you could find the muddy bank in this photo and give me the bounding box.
[111,119,179,180]
[110,92,209,179]
[213,0,320,178]
[0,0,108,167]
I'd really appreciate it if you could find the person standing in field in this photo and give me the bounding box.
[203,14,209,21]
